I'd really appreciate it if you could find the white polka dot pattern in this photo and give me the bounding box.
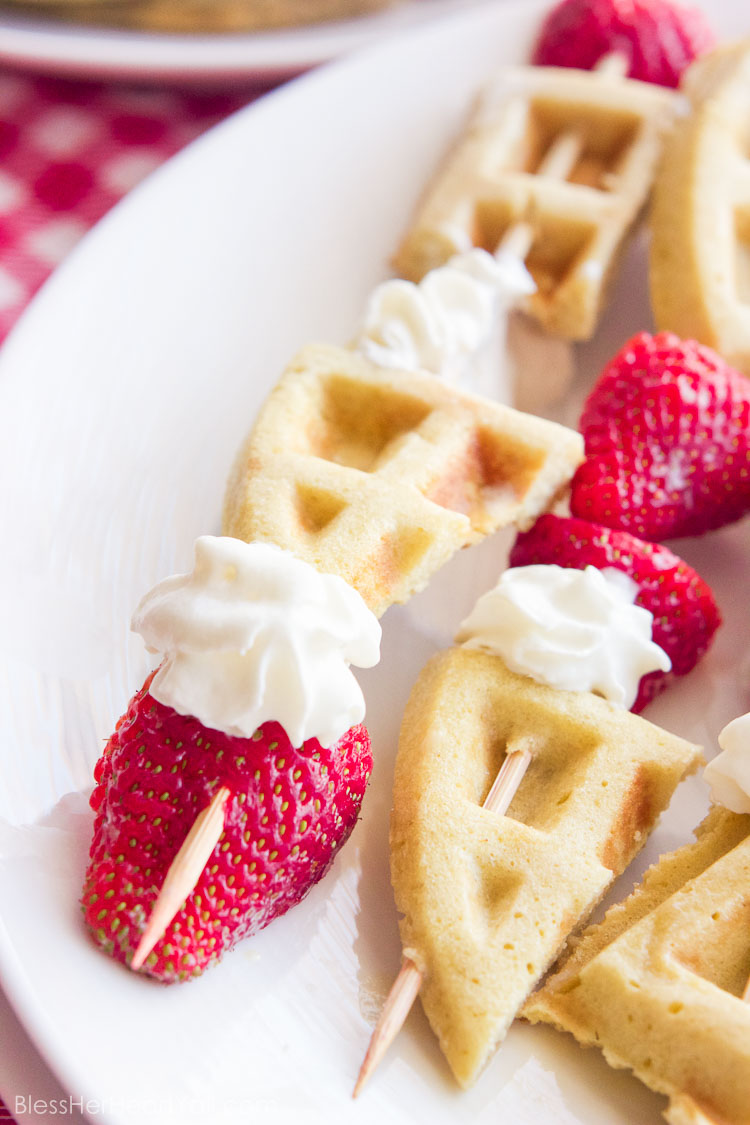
[26,218,89,265]
[0,73,262,346]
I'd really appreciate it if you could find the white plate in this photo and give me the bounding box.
[0,0,491,81]
[2,2,750,1123]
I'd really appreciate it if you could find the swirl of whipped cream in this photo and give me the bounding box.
[357,248,535,381]
[132,537,381,749]
[704,713,750,814]
[455,564,671,710]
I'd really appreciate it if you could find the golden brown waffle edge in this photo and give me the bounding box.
[525,807,750,1125]
[389,647,703,1088]
[650,39,750,377]
[394,65,679,340]
[222,342,583,618]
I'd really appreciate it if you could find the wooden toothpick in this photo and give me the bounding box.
[131,785,231,971]
[353,745,532,1097]
[496,51,629,264]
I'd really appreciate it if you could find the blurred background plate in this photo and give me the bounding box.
[0,0,493,81]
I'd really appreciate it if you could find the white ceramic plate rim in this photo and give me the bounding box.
[0,0,491,81]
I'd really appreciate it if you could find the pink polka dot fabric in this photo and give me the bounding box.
[0,71,268,344]
[0,69,275,1123]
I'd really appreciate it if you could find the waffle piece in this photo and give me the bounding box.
[0,0,399,31]
[389,646,702,1087]
[394,66,678,340]
[525,807,750,1125]
[222,343,583,618]
[650,41,750,377]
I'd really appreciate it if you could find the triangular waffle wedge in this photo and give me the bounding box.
[525,807,750,1125]
[650,41,750,377]
[394,66,678,340]
[222,343,583,618]
[389,647,702,1087]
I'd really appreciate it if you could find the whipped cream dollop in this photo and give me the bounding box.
[132,537,381,748]
[357,248,535,387]
[455,564,671,709]
[704,713,750,814]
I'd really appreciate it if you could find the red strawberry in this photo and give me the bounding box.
[81,673,372,983]
[570,332,750,541]
[533,0,715,88]
[509,514,721,712]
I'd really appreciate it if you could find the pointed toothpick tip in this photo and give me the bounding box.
[353,743,535,1093]
[353,957,423,1098]
[130,785,231,972]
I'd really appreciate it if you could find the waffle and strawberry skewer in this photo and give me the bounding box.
[77,2,750,1117]
[355,312,750,1092]
[86,0,663,981]
[350,10,734,1082]
[386,0,713,378]
[355,526,718,1093]
[81,536,381,981]
[82,398,578,982]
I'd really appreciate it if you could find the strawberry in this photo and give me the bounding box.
[569,332,750,541]
[81,673,372,983]
[509,514,721,712]
[533,0,715,88]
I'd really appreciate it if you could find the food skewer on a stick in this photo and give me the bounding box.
[125,115,600,975]
[393,0,714,349]
[115,0,716,997]
[355,0,719,1081]
[129,47,628,985]
[354,49,633,1100]
[356,507,722,1089]
[126,46,621,985]
[507,0,716,280]
[82,537,381,983]
[355,541,709,1095]
[353,744,532,1097]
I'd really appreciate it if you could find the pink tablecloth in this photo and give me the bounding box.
[0,63,277,1125]
[0,69,269,344]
